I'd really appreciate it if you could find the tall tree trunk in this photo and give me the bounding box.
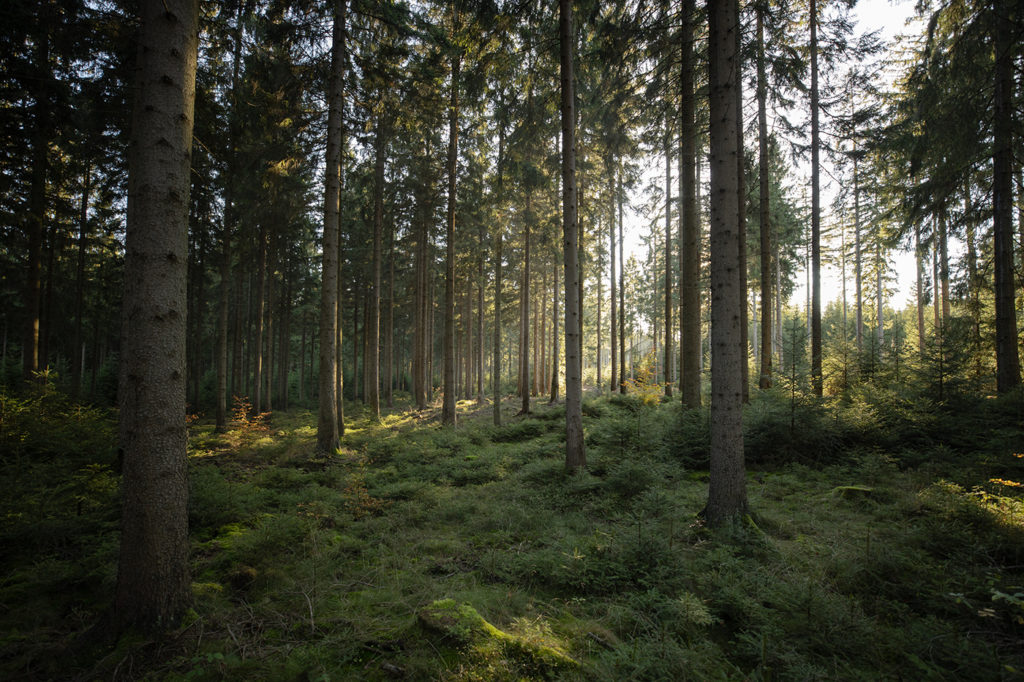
[253,225,267,413]
[336,82,348,433]
[706,0,747,527]
[477,227,484,404]
[618,169,626,393]
[966,191,982,378]
[932,226,940,331]
[551,256,561,402]
[664,117,674,396]
[493,111,505,424]
[735,14,749,403]
[938,210,950,324]
[427,264,435,396]
[263,252,274,414]
[231,259,243,400]
[336,179,345,431]
[23,14,51,382]
[442,53,461,425]
[216,2,245,432]
[369,117,384,420]
[540,258,548,391]
[351,287,359,401]
[992,0,1020,391]
[609,159,618,393]
[809,0,823,396]
[279,277,291,409]
[756,6,772,389]
[115,0,197,631]
[853,150,863,354]
[875,241,883,351]
[561,0,585,470]
[317,0,344,451]
[680,0,701,407]
[298,315,305,402]
[521,187,532,413]
[532,262,539,396]
[915,221,925,355]
[414,142,429,410]
[386,217,395,408]
[362,290,370,401]
[71,166,92,399]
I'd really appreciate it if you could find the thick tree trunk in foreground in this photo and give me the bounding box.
[115,0,197,631]
[317,0,345,452]
[706,0,747,527]
[561,0,585,471]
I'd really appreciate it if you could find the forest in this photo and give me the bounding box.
[2,0,1024,678]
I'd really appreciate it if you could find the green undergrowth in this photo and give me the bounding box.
[1,387,1023,680]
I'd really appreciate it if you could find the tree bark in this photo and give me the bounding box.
[317,0,345,452]
[992,0,1020,392]
[253,224,267,413]
[706,0,747,527]
[756,6,772,390]
[115,0,197,631]
[71,166,92,399]
[915,221,924,355]
[493,109,505,424]
[609,158,618,393]
[735,14,749,404]
[618,170,626,393]
[664,116,674,396]
[809,0,823,396]
[386,215,395,409]
[680,0,701,407]
[369,116,384,420]
[23,12,51,382]
[875,240,883,351]
[561,0,585,470]
[853,150,863,354]
[551,256,561,402]
[442,53,461,425]
[520,187,532,413]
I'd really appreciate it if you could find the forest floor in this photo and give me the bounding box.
[2,384,1024,680]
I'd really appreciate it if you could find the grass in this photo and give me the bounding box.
[1,386,1023,679]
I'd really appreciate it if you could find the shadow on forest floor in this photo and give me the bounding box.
[2,386,1024,680]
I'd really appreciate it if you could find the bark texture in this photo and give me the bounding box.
[115,0,198,631]
[561,0,585,470]
[706,0,747,527]
[317,0,345,453]
[680,0,701,407]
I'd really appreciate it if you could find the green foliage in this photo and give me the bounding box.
[0,388,116,462]
[3,388,1024,680]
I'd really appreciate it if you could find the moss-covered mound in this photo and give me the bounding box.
[419,599,578,678]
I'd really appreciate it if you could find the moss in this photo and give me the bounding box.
[418,599,578,674]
